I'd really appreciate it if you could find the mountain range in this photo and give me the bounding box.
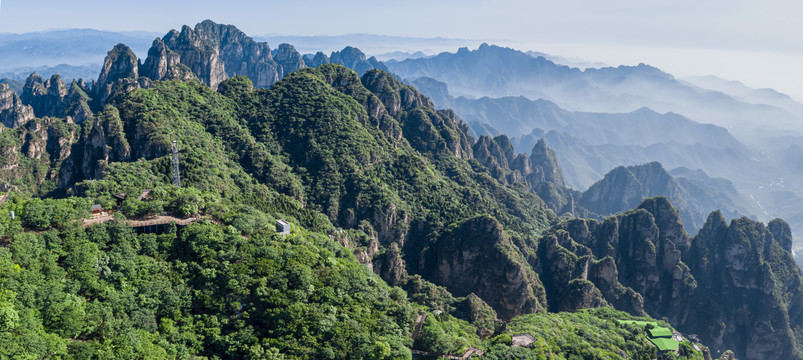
[399,47,803,254]
[0,20,801,360]
[387,43,803,146]
[0,29,157,71]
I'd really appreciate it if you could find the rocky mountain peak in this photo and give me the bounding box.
[331,46,366,64]
[637,196,689,252]
[46,75,68,98]
[193,19,249,47]
[686,214,803,359]
[22,73,47,99]
[95,43,140,104]
[140,38,191,81]
[493,135,516,162]
[0,82,34,129]
[531,138,565,186]
[159,24,227,89]
[304,51,330,68]
[330,46,388,75]
[768,218,793,252]
[274,43,306,74]
[96,43,139,89]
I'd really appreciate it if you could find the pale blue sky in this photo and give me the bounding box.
[1,0,802,99]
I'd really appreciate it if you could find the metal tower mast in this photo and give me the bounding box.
[171,140,181,187]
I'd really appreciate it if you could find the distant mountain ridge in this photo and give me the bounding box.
[0,29,157,70]
[580,162,757,234]
[408,76,762,190]
[403,54,803,249]
[388,43,803,145]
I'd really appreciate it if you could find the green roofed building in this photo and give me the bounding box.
[650,337,680,352]
[648,327,673,338]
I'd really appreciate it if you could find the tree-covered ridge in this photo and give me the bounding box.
[0,193,710,360]
[485,308,704,360]
[0,193,415,359]
[0,20,797,357]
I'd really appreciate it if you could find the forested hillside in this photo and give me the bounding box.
[0,20,797,360]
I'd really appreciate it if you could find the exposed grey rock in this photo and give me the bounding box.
[140,38,194,82]
[304,51,330,67]
[162,26,227,89]
[95,43,140,104]
[274,43,306,75]
[531,138,565,187]
[331,46,389,75]
[418,215,546,321]
[0,83,34,129]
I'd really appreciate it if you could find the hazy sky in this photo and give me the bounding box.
[1,0,802,99]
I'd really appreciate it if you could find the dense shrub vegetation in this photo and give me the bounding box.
[0,66,711,359]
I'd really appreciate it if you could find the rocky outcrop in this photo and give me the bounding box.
[161,26,227,89]
[18,74,93,123]
[472,135,521,186]
[361,69,473,159]
[97,43,139,87]
[579,161,750,234]
[537,196,803,360]
[471,135,583,215]
[0,117,78,191]
[140,38,194,82]
[531,138,564,187]
[273,43,306,75]
[192,20,277,88]
[0,83,34,129]
[304,51,330,67]
[95,43,140,104]
[22,74,67,117]
[80,107,131,179]
[682,213,803,360]
[373,242,408,287]
[330,46,388,75]
[144,20,313,89]
[62,81,93,124]
[58,106,131,187]
[417,215,546,321]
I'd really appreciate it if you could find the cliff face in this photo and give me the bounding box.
[360,69,473,160]
[580,161,752,234]
[140,38,195,82]
[18,74,93,123]
[0,83,34,129]
[304,51,330,68]
[145,20,312,90]
[159,26,228,89]
[417,215,546,321]
[95,43,141,104]
[535,196,803,360]
[330,46,388,75]
[471,134,585,216]
[0,116,78,193]
[684,212,803,359]
[55,106,131,188]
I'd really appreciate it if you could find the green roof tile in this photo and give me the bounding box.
[650,337,679,352]
[648,327,673,338]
